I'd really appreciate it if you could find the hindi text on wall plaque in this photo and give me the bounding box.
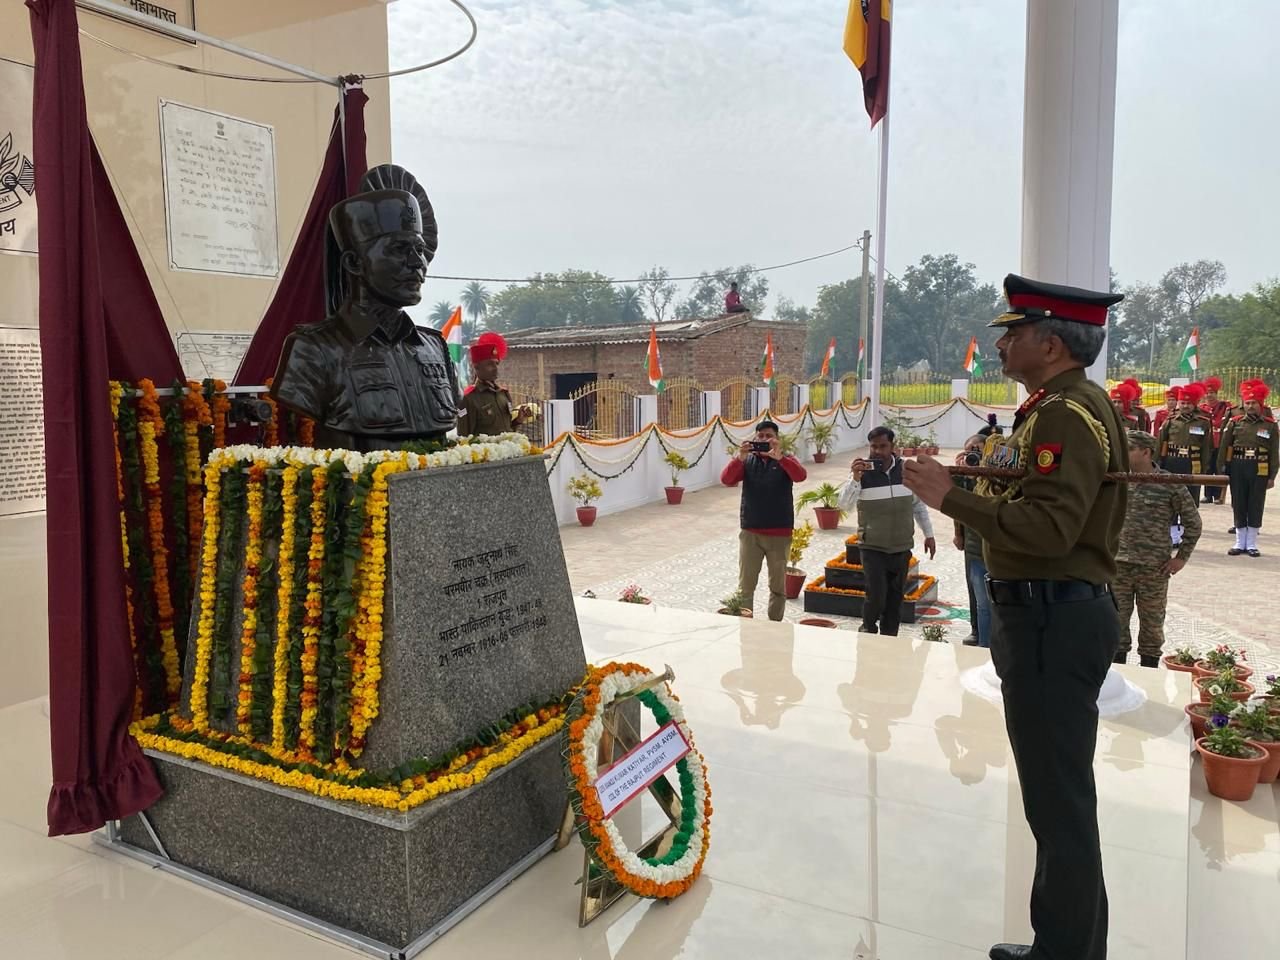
[0,328,45,515]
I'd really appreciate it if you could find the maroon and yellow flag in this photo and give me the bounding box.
[843,0,892,127]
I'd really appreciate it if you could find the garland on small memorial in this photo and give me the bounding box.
[110,381,142,720]
[562,662,712,900]
[137,379,182,701]
[162,380,191,650]
[805,573,938,600]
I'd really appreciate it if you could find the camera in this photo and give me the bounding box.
[750,440,771,453]
[869,457,886,472]
[964,450,982,467]
[228,396,275,426]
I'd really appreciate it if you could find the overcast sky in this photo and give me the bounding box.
[386,0,1278,320]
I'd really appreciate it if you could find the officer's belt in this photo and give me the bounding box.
[985,578,1111,606]
[1171,447,1192,456]
[1233,447,1264,460]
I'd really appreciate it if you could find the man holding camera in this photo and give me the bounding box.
[721,420,807,621]
[846,426,936,637]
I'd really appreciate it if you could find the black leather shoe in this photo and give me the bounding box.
[1248,549,1262,557]
[989,945,1035,960]
[859,623,878,635]
[1228,548,1245,556]
[962,635,980,646]
[1228,526,1236,534]
[1140,654,1160,668]
[1113,651,1128,664]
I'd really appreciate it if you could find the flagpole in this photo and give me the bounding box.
[867,110,890,435]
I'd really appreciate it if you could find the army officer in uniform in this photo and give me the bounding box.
[271,164,461,451]
[457,331,529,437]
[1221,379,1278,556]
[903,274,1127,960]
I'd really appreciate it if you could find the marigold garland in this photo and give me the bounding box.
[562,662,712,900]
[162,383,191,652]
[297,415,315,447]
[298,467,328,754]
[805,573,938,601]
[236,461,268,735]
[110,382,143,720]
[137,379,182,701]
[183,381,212,585]
[209,378,230,449]
[189,454,229,731]
[270,465,301,747]
[261,380,280,446]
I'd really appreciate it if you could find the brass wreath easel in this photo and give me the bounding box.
[554,665,684,927]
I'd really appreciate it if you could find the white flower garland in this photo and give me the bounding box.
[212,433,534,474]
[565,663,711,897]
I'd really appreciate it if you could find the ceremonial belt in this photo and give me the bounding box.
[985,578,1111,606]
[1233,447,1265,460]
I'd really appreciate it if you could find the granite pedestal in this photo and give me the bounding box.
[119,454,587,956]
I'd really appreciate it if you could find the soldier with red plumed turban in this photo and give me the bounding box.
[1158,381,1212,502]
[1220,380,1278,555]
[1152,386,1178,436]
[457,332,530,437]
[1198,376,1231,503]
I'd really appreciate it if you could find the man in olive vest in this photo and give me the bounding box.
[845,426,936,637]
[271,165,461,451]
[1221,380,1278,556]
[903,273,1128,960]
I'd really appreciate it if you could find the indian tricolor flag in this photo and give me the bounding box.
[645,325,665,393]
[1180,327,1200,376]
[440,306,463,364]
[761,333,776,389]
[857,337,866,377]
[820,337,837,378]
[963,336,984,377]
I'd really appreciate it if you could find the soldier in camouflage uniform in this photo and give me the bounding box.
[1220,380,1278,556]
[1158,381,1212,503]
[1113,431,1201,667]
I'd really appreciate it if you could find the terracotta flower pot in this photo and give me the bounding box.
[902,447,918,456]
[799,618,837,628]
[1185,703,1214,740]
[1163,655,1199,674]
[576,506,597,527]
[813,451,828,463]
[1195,677,1254,703]
[813,506,841,530]
[664,486,684,505]
[784,569,807,599]
[1253,739,1280,784]
[1195,737,1267,801]
[1193,661,1252,682]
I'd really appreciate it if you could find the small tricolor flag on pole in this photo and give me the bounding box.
[440,306,463,364]
[820,337,837,378]
[1179,327,1200,376]
[963,336,984,378]
[857,338,866,378]
[762,333,776,389]
[645,325,665,393]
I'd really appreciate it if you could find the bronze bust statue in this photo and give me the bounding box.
[270,164,461,451]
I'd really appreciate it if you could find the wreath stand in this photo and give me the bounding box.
[554,665,684,927]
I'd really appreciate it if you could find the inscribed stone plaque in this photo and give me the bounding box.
[175,330,252,383]
[0,327,45,515]
[159,100,280,278]
[360,456,587,772]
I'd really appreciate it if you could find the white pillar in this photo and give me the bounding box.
[751,387,771,418]
[951,378,970,400]
[701,390,722,424]
[1021,0,1119,385]
[547,399,574,440]
[635,395,658,431]
[795,383,810,412]
[861,379,873,407]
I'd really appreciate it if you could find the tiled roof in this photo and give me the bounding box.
[500,313,772,348]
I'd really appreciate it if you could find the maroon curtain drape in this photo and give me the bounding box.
[233,86,367,385]
[29,0,167,836]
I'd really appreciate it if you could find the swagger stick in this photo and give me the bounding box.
[947,465,1228,486]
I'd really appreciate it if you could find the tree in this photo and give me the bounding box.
[1110,283,1175,368]
[1204,281,1280,369]
[485,271,624,332]
[618,285,645,324]
[803,280,860,377]
[459,281,491,338]
[877,254,1000,375]
[428,300,455,326]
[638,267,677,324]
[1160,260,1227,329]
[676,265,769,319]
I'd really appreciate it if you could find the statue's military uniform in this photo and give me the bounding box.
[939,274,1126,960]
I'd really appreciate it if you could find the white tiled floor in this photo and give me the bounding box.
[1,601,1275,958]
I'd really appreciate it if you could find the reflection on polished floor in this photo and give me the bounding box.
[1,599,1276,958]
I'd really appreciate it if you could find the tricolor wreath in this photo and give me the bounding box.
[562,662,712,898]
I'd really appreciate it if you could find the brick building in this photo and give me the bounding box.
[498,313,807,401]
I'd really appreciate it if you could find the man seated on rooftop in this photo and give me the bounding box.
[725,281,749,314]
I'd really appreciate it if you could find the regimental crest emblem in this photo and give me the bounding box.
[0,131,36,217]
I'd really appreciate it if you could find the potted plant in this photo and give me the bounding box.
[1230,699,1280,783]
[1195,716,1267,801]
[900,432,919,457]
[717,590,753,618]
[567,474,603,526]
[1194,644,1251,681]
[922,623,948,643]
[785,522,815,599]
[808,422,836,464]
[663,450,690,505]
[1194,668,1255,704]
[1186,691,1239,740]
[1163,645,1200,673]
[796,483,846,530]
[618,584,652,606]
[1261,673,1280,714]
[798,617,837,628]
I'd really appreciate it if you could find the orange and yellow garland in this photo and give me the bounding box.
[298,467,328,754]
[189,451,231,732]
[270,465,300,747]
[182,381,212,585]
[236,461,268,735]
[110,381,143,719]
[210,379,230,449]
[136,379,182,700]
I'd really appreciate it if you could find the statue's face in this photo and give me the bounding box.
[358,231,429,306]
